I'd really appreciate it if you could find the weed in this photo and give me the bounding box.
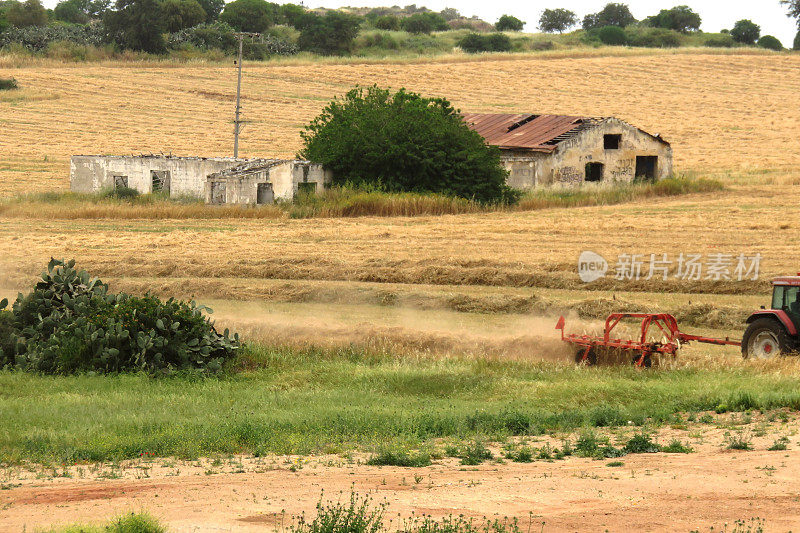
[767,436,790,451]
[724,431,753,451]
[504,446,533,463]
[606,461,624,467]
[661,439,693,453]
[624,433,660,454]
[459,441,493,466]
[290,492,385,533]
[699,413,714,424]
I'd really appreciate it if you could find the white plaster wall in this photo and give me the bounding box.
[70,156,245,197]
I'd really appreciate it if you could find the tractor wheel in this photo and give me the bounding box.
[575,347,597,365]
[742,318,791,359]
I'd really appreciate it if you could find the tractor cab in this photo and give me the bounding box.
[770,275,800,330]
[742,275,800,358]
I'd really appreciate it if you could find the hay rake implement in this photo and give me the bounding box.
[555,313,741,367]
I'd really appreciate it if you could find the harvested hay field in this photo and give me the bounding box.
[1,50,799,195]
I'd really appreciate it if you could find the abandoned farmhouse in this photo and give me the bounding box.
[462,114,672,187]
[69,114,671,205]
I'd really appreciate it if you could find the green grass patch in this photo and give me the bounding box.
[366,447,432,467]
[42,512,164,533]
[2,343,800,464]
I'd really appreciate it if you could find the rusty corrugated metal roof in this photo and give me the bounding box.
[462,113,591,152]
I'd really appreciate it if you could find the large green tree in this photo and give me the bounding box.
[161,0,205,32]
[538,8,577,33]
[7,0,47,27]
[644,5,701,33]
[582,3,636,30]
[297,11,360,55]
[104,0,165,53]
[195,0,222,21]
[730,19,760,44]
[299,86,512,203]
[219,0,279,32]
[495,14,524,32]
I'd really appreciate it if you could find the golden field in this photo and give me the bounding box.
[1,49,799,195]
[2,49,800,360]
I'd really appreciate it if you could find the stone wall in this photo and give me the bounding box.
[70,155,246,198]
[205,161,331,205]
[499,118,673,189]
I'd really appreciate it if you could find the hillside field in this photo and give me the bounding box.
[3,49,800,531]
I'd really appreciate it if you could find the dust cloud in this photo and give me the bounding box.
[210,300,579,362]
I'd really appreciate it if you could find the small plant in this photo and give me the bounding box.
[0,78,18,91]
[575,431,624,459]
[724,431,753,451]
[661,439,693,453]
[366,448,432,468]
[104,186,141,200]
[624,433,660,454]
[505,446,533,463]
[459,440,493,465]
[699,413,714,424]
[768,436,790,451]
[536,444,554,460]
[606,460,624,467]
[290,492,386,533]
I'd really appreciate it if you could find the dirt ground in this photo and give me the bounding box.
[2,423,797,532]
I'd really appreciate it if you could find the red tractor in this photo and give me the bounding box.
[741,274,800,359]
[557,274,800,365]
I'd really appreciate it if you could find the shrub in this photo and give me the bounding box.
[704,35,735,48]
[795,31,800,50]
[0,259,239,374]
[662,439,693,453]
[297,11,361,55]
[103,185,141,199]
[626,27,681,48]
[299,85,513,204]
[757,35,783,51]
[597,25,627,45]
[494,14,524,32]
[623,433,660,453]
[457,32,512,53]
[400,12,447,34]
[459,440,493,465]
[731,19,760,44]
[373,14,398,30]
[0,77,18,90]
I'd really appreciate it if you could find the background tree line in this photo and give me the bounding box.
[0,0,798,56]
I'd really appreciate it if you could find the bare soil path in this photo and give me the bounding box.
[2,427,799,532]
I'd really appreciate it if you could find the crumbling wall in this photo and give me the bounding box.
[497,119,672,189]
[204,161,331,205]
[541,119,672,187]
[69,155,246,197]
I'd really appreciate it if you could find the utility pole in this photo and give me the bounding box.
[232,32,261,159]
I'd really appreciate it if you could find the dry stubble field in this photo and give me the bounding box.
[3,49,800,531]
